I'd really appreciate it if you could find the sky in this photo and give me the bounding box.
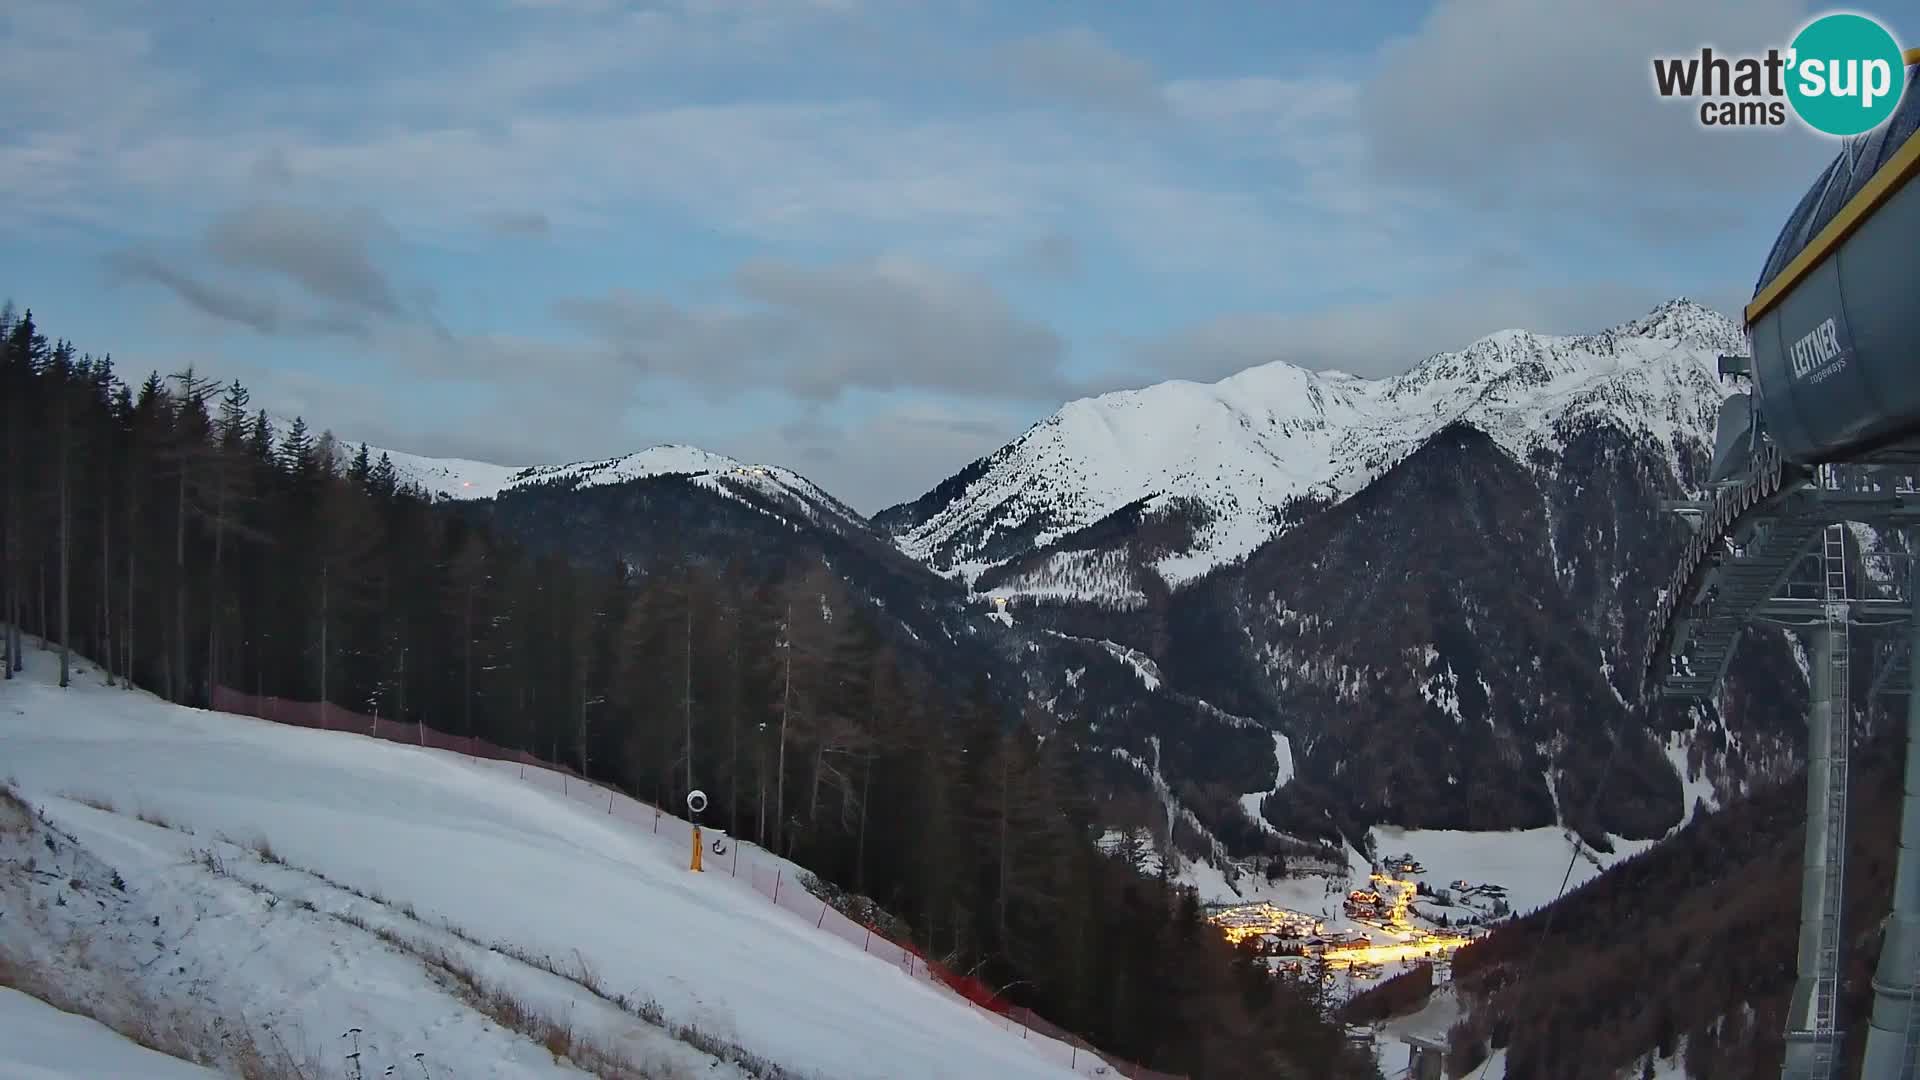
[2,0,1903,512]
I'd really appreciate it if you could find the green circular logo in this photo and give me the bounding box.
[1786,13,1906,136]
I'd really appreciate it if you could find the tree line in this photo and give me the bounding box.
[0,304,1380,1079]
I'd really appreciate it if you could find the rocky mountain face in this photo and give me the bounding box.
[878,298,1822,857]
[377,299,1851,871]
[879,299,1749,590]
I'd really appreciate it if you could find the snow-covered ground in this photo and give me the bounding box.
[1238,732,1294,838]
[1180,822,1654,922]
[1366,826,1661,919]
[1172,816,1664,1008]
[0,649,1106,1080]
[1663,731,1720,832]
[0,986,221,1079]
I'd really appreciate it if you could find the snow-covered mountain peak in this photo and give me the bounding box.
[886,298,1736,592]
[1609,297,1747,354]
[366,442,866,534]
[509,444,751,489]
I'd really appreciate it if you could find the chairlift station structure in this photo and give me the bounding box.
[1645,52,1920,1080]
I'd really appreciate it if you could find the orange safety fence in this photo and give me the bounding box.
[209,687,1187,1080]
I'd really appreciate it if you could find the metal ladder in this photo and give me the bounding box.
[1811,521,1852,1079]
[1903,541,1920,1075]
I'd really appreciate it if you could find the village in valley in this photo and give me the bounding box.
[1202,850,1513,996]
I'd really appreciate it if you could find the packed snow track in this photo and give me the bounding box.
[0,652,1095,1080]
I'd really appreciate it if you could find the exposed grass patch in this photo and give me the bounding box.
[0,943,316,1079]
[0,785,31,834]
[190,848,229,877]
[418,944,666,1078]
[157,839,821,1080]
[306,868,813,1078]
[61,792,116,815]
[135,808,189,833]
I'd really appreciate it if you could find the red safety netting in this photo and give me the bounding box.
[209,687,1187,1080]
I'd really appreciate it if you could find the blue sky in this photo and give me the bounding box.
[2,0,1902,510]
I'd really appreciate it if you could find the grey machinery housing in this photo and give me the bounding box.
[1730,62,1920,471]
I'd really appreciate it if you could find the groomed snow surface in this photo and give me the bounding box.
[0,650,1108,1080]
[0,987,220,1079]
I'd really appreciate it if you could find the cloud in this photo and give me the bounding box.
[481,209,553,236]
[995,27,1165,115]
[728,399,1033,513]
[1124,283,1750,384]
[194,317,1017,514]
[205,203,404,317]
[1355,0,1834,238]
[1009,230,1079,279]
[107,202,435,341]
[12,0,1848,518]
[106,252,286,336]
[0,5,1390,296]
[250,148,295,188]
[205,325,651,469]
[557,254,1071,403]
[0,1,193,138]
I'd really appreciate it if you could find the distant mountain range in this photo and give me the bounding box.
[353,298,1830,886]
[876,298,1746,591]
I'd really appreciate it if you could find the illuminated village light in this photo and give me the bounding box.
[1206,867,1479,980]
[1206,903,1324,945]
[1320,934,1471,969]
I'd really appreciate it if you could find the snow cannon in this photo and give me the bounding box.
[687,789,709,872]
[1743,52,1920,467]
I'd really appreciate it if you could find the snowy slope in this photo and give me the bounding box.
[0,652,1100,1080]
[364,445,528,499]
[889,298,1744,589]
[0,988,221,1079]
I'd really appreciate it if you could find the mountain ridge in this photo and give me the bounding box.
[341,297,1745,587]
[317,296,1786,863]
[879,298,1745,595]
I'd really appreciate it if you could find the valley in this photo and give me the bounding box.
[365,297,1789,871]
[2,293,1907,1080]
[9,6,1919,1077]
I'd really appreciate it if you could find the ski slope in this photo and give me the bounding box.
[0,651,1097,1080]
[0,987,221,1079]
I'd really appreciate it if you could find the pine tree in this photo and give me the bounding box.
[249,410,275,466]
[47,341,81,686]
[369,453,398,498]
[165,367,219,703]
[279,416,313,478]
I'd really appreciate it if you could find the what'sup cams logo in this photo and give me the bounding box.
[1652,11,1908,136]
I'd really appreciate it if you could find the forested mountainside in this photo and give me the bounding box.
[1345,717,1912,1080]
[0,304,1377,1080]
[878,300,1835,860]
[349,299,1844,876]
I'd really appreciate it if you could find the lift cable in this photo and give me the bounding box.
[1466,697,1634,1078]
